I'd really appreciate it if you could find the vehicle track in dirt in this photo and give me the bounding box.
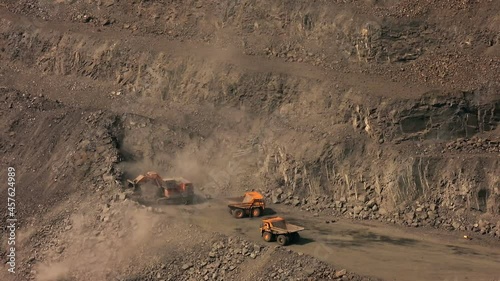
[161,199,500,281]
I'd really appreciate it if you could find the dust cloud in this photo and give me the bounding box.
[116,107,262,199]
[35,262,70,281]
[32,203,168,280]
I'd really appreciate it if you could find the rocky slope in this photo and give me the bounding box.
[1,2,498,231]
[0,0,499,280]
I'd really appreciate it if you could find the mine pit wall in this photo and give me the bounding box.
[0,88,122,223]
[2,1,430,63]
[113,84,500,226]
[263,145,500,213]
[2,12,499,228]
[260,90,500,221]
[353,92,500,143]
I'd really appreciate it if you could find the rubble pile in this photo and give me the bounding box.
[445,137,500,153]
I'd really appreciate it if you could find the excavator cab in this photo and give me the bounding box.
[163,178,194,201]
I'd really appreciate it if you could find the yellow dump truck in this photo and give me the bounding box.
[260,216,304,246]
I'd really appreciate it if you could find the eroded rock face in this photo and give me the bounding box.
[349,92,500,143]
[251,85,500,228]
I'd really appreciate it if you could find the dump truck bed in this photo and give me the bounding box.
[227,192,265,208]
[227,196,248,207]
[228,202,255,208]
[227,196,245,204]
[271,223,305,234]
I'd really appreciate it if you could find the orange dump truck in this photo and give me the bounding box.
[227,191,266,218]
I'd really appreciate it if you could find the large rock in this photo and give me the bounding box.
[366,199,376,208]
[182,263,193,270]
[271,193,281,204]
[335,269,347,278]
[406,211,416,220]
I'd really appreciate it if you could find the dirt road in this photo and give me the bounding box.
[160,200,500,281]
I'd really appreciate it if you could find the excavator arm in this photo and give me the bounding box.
[127,172,164,190]
[126,172,194,205]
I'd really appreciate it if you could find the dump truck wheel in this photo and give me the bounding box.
[291,232,300,243]
[252,207,262,217]
[233,209,244,219]
[277,235,289,246]
[262,232,273,242]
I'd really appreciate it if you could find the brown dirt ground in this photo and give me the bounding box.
[0,1,499,281]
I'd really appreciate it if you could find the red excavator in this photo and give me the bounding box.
[126,171,194,204]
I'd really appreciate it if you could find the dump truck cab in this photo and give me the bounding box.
[261,217,287,230]
[227,191,265,218]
